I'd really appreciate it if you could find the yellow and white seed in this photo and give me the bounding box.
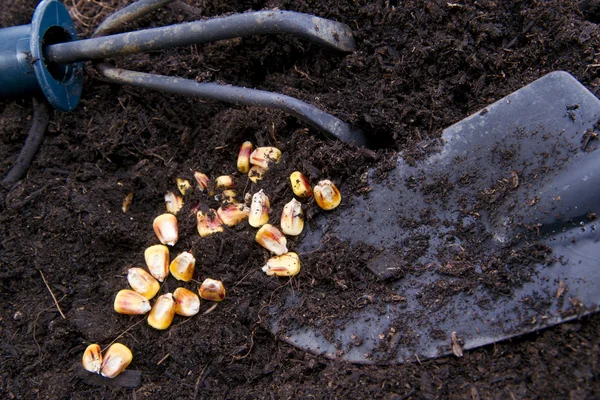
[114,289,151,315]
[313,180,342,210]
[237,141,253,174]
[147,293,176,330]
[101,343,133,379]
[262,252,301,277]
[127,267,160,299]
[280,198,304,236]
[144,244,170,282]
[173,287,200,317]
[255,224,288,255]
[169,251,196,282]
[153,213,178,246]
[249,190,270,228]
[199,278,226,302]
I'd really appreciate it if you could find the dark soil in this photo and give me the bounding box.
[1,0,600,398]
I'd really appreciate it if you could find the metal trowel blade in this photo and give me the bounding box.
[268,71,600,364]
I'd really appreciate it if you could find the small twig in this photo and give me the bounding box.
[193,364,209,400]
[39,270,66,319]
[3,97,50,183]
[157,353,170,365]
[203,303,218,315]
[104,318,147,351]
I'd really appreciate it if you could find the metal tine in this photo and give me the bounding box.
[87,0,371,147]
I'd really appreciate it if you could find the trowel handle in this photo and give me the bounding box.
[0,0,82,111]
[0,24,39,96]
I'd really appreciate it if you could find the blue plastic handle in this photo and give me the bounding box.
[0,0,82,111]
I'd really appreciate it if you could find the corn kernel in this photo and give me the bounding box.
[176,178,192,195]
[220,189,238,204]
[194,171,210,191]
[197,210,224,237]
[199,278,226,302]
[237,141,253,174]
[82,343,103,374]
[127,268,160,299]
[114,289,151,315]
[217,203,249,227]
[313,180,342,210]
[248,165,267,183]
[164,191,183,214]
[249,190,270,228]
[255,224,288,255]
[144,244,170,282]
[280,198,304,236]
[290,171,312,198]
[148,293,176,330]
[101,343,133,379]
[153,213,178,246]
[215,175,236,190]
[250,146,282,169]
[169,251,196,282]
[262,252,301,277]
[173,287,200,317]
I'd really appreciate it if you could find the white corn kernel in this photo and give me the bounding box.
[127,268,160,299]
[255,224,288,255]
[217,204,249,227]
[148,293,176,330]
[199,278,226,302]
[237,141,253,174]
[101,343,133,379]
[250,146,282,169]
[82,344,103,374]
[313,180,342,210]
[262,252,301,277]
[249,190,270,228]
[290,171,313,198]
[164,191,183,214]
[114,289,151,315]
[197,210,224,237]
[280,198,304,236]
[169,251,196,282]
[173,287,200,317]
[153,213,178,246]
[144,244,170,282]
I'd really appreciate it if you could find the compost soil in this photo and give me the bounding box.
[1,0,600,398]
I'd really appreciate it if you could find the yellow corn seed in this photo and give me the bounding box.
[173,287,200,317]
[82,343,103,374]
[290,171,312,198]
[169,251,196,282]
[280,198,304,236]
[262,252,301,277]
[255,224,288,255]
[127,267,160,299]
[101,343,133,379]
[313,180,342,210]
[144,244,170,282]
[153,213,178,246]
[148,293,176,330]
[237,141,253,174]
[249,190,270,228]
[114,289,151,315]
[199,278,226,302]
